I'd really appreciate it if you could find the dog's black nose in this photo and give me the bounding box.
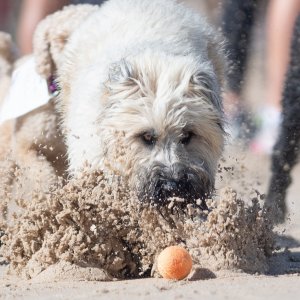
[160,180,179,196]
[151,176,209,210]
[154,179,188,203]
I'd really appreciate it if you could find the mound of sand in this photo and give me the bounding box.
[0,168,275,281]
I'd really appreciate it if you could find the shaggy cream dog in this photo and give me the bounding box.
[0,0,226,206]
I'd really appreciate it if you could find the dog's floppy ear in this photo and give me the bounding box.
[108,59,134,85]
[33,4,98,79]
[107,60,143,98]
[190,71,223,113]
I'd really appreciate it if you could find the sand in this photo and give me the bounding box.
[0,148,300,300]
[0,159,274,281]
[0,144,300,299]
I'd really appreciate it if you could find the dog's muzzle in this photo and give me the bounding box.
[153,177,192,201]
[137,163,211,210]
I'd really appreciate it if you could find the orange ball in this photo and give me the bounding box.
[157,246,193,280]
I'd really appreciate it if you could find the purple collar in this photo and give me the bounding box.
[48,76,59,96]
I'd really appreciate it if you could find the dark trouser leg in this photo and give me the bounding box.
[222,0,258,94]
[265,16,300,223]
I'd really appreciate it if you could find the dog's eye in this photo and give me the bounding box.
[181,131,194,145]
[141,132,156,146]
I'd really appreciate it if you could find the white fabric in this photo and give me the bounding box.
[0,57,51,124]
[250,106,281,154]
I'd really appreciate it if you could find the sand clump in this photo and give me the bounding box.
[0,169,275,281]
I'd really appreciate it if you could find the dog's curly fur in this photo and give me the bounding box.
[33,4,98,79]
[0,0,226,205]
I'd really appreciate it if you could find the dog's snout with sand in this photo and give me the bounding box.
[138,161,211,210]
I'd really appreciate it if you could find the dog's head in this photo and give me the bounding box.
[97,53,225,207]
